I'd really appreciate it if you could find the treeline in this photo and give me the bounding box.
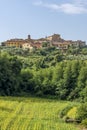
[0,53,87,101]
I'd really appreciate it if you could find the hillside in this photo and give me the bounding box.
[0,46,87,101]
[0,45,87,129]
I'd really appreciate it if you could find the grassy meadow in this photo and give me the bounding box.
[0,97,79,130]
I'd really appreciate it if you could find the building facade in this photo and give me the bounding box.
[3,34,86,50]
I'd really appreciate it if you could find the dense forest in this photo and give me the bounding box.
[0,46,87,102]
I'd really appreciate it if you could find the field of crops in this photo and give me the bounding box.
[0,97,79,130]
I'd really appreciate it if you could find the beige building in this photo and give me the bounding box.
[22,42,33,50]
[3,34,86,50]
[52,42,70,50]
[49,34,86,50]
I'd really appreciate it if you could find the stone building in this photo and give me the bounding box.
[3,34,86,50]
[47,34,86,50]
[22,42,33,50]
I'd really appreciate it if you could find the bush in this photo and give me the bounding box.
[76,103,87,122]
[59,105,73,118]
[67,107,77,119]
[81,119,87,128]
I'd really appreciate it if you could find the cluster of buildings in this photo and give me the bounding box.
[2,34,86,50]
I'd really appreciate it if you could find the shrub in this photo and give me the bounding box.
[67,107,77,119]
[76,103,87,122]
[81,119,87,128]
[59,105,73,118]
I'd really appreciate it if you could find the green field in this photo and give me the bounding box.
[0,97,79,130]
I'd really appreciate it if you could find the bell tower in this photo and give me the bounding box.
[28,35,31,40]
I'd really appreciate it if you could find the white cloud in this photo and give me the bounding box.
[33,1,43,6]
[33,0,87,14]
[74,0,87,5]
[60,3,87,14]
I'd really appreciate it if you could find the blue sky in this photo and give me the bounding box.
[0,0,87,43]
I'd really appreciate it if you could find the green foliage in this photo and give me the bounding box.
[59,105,73,118]
[0,54,22,95]
[39,49,47,56]
[20,69,34,93]
[81,48,87,55]
[76,103,87,122]
[0,47,87,101]
[54,54,63,62]
[42,42,49,47]
[1,46,87,129]
[67,107,77,119]
[81,119,87,128]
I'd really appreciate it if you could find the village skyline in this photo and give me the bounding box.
[0,0,87,43]
[2,34,86,50]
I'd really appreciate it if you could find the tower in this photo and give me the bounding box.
[28,35,31,40]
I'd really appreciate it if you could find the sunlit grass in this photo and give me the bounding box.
[0,96,79,130]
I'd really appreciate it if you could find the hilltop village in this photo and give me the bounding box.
[2,34,86,50]
[0,34,87,130]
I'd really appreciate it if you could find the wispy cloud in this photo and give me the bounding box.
[34,1,43,6]
[33,0,87,14]
[74,0,87,5]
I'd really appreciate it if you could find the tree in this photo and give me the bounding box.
[55,54,63,62]
[10,56,22,75]
[76,103,87,122]
[42,42,49,47]
[20,69,34,93]
[77,66,87,100]
[68,61,80,100]
[0,55,22,95]
[82,48,87,55]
